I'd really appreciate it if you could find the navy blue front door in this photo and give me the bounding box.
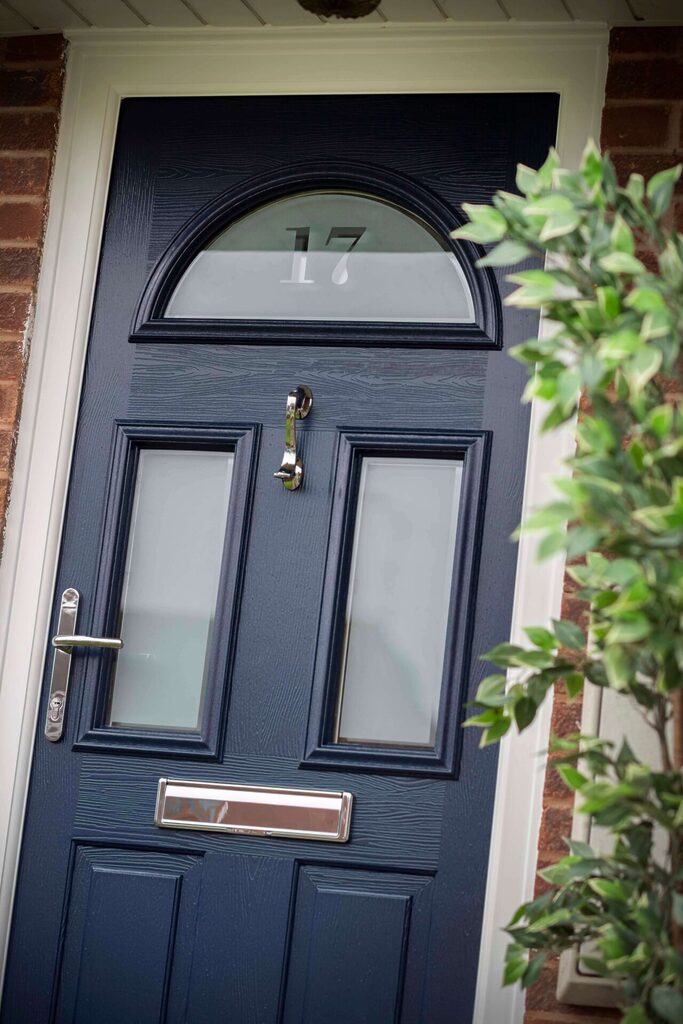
[2,94,558,1023]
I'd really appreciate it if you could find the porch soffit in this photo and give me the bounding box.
[1,0,682,35]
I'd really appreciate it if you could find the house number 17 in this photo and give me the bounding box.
[282,226,366,286]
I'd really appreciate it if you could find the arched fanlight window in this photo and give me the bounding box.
[164,191,475,324]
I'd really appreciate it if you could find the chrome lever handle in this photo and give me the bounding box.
[52,635,123,650]
[273,385,313,491]
[45,588,123,743]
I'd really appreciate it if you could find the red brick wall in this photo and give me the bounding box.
[0,33,66,548]
[524,25,683,1024]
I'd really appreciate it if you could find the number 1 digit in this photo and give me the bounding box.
[282,227,314,284]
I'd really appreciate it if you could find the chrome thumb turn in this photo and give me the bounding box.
[274,385,313,491]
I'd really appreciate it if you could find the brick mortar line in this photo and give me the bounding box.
[606,145,683,154]
[535,850,567,863]
[525,1016,615,1024]
[0,106,61,114]
[603,98,683,105]
[0,284,32,294]
[540,795,574,810]
[0,194,45,204]
[675,104,683,150]
[2,60,66,70]
[0,149,52,158]
[0,240,40,250]
[609,53,683,62]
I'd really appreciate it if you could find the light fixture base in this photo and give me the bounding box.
[298,0,382,19]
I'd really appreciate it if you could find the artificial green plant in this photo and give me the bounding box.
[453,144,683,1024]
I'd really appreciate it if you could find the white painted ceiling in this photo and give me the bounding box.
[0,0,682,33]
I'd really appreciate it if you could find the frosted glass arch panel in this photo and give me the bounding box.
[165,192,475,323]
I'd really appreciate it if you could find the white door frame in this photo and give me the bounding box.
[0,23,607,1022]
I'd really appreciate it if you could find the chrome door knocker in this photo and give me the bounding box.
[274,385,313,491]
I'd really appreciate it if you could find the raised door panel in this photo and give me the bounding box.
[53,847,202,1024]
[282,866,434,1023]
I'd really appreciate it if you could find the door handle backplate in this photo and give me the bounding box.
[44,588,122,742]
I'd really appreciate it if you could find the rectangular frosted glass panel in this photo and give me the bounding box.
[107,449,234,730]
[336,457,462,748]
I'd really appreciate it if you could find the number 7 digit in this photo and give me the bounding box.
[326,227,366,285]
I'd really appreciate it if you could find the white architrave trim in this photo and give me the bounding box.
[0,24,608,1022]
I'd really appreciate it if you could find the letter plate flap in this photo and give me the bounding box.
[155,779,352,843]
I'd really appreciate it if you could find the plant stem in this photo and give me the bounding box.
[670,689,683,954]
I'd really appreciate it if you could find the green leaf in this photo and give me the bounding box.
[524,626,557,651]
[600,330,642,360]
[485,642,524,666]
[576,416,616,453]
[454,204,508,244]
[603,559,643,586]
[659,237,683,287]
[588,878,630,901]
[515,163,538,195]
[514,697,538,732]
[622,1008,648,1024]
[648,403,674,438]
[625,286,666,313]
[607,613,651,644]
[557,764,587,790]
[672,892,683,926]
[566,838,594,858]
[604,646,632,690]
[553,619,586,651]
[503,944,528,985]
[579,353,606,389]
[477,240,532,268]
[624,346,662,394]
[633,503,683,533]
[506,270,561,307]
[463,708,500,728]
[540,210,580,240]
[566,525,602,559]
[611,214,634,255]
[650,987,683,1024]
[521,195,581,240]
[597,286,620,321]
[646,164,682,219]
[523,194,574,217]
[475,674,508,707]
[580,139,603,190]
[522,953,547,989]
[520,502,573,532]
[641,307,673,340]
[511,649,556,669]
[537,530,567,560]
[564,672,584,699]
[481,716,512,747]
[525,908,572,931]
[598,251,645,275]
[537,148,560,188]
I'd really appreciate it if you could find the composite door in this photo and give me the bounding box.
[2,94,558,1024]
